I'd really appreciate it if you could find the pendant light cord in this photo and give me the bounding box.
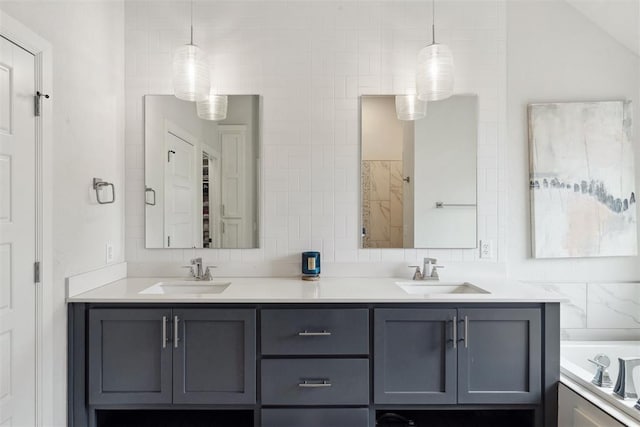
[432,0,436,44]
[190,0,194,45]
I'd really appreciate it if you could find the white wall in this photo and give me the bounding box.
[0,2,125,425]
[124,0,507,278]
[506,0,640,282]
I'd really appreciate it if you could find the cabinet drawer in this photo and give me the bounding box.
[261,309,369,355]
[261,408,369,427]
[261,359,369,405]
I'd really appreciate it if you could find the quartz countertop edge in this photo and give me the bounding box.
[66,277,568,303]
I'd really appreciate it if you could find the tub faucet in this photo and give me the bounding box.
[588,354,612,387]
[613,357,640,399]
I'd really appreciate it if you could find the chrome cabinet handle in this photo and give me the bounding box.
[162,316,167,349]
[464,315,469,348]
[298,330,331,337]
[298,380,332,388]
[174,315,180,349]
[452,316,457,349]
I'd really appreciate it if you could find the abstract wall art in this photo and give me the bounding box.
[528,101,637,258]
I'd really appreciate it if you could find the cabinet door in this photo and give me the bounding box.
[172,308,256,404]
[88,308,173,404]
[457,308,542,404]
[374,308,457,404]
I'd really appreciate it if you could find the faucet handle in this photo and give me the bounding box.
[408,266,423,280]
[430,265,444,279]
[203,266,217,281]
[190,257,203,265]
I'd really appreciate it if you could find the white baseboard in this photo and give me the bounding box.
[66,262,127,298]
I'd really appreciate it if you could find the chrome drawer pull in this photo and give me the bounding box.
[298,380,332,388]
[298,330,331,336]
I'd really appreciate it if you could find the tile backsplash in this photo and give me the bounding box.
[124,1,506,276]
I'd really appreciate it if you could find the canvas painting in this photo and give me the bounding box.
[529,101,637,258]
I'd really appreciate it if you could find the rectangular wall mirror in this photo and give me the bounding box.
[360,94,478,249]
[145,95,260,249]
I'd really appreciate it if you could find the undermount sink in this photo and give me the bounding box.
[395,281,489,296]
[139,280,231,295]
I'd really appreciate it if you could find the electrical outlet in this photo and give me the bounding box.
[480,240,493,259]
[105,243,115,264]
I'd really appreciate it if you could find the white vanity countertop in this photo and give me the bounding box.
[66,276,567,303]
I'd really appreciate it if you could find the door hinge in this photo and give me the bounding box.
[34,91,50,117]
[167,236,171,247]
[34,261,41,284]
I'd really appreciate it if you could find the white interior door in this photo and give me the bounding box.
[219,125,246,248]
[0,35,36,427]
[164,130,196,248]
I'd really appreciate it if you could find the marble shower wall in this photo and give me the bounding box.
[531,282,640,340]
[362,160,403,248]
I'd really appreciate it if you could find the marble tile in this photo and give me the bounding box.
[389,161,403,228]
[369,161,390,201]
[369,200,390,242]
[390,226,403,248]
[529,283,587,329]
[587,283,640,329]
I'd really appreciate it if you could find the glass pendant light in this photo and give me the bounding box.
[416,0,454,102]
[173,1,210,102]
[197,91,228,121]
[395,94,427,121]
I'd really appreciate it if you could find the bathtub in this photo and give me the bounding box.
[561,341,640,426]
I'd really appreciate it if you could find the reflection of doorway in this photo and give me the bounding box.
[202,149,220,248]
[164,125,197,248]
[361,96,405,248]
[219,125,247,248]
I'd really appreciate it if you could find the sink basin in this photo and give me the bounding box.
[139,281,231,295]
[395,281,489,296]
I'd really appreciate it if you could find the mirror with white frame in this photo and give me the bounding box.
[360,94,478,249]
[144,95,260,249]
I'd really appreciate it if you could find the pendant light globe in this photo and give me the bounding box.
[395,94,427,121]
[173,43,210,102]
[197,92,228,121]
[416,0,454,102]
[416,43,454,102]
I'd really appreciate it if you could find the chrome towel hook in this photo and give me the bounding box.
[93,178,115,204]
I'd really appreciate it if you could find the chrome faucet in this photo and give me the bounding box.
[613,357,640,399]
[184,257,215,281]
[408,258,444,281]
[588,354,612,387]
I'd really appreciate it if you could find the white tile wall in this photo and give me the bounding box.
[125,1,507,276]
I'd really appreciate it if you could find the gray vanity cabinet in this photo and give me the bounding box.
[88,308,173,405]
[172,308,256,404]
[457,308,541,404]
[374,308,458,404]
[374,307,542,406]
[88,307,255,406]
